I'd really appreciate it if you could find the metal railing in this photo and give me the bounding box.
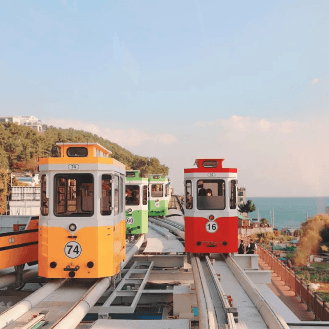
[257,244,329,320]
[10,187,40,201]
[168,195,185,214]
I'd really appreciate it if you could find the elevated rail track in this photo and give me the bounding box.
[0,236,145,329]
[150,215,293,329]
[1,217,329,328]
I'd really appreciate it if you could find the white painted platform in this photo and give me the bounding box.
[91,319,190,328]
[212,258,268,329]
[144,225,185,253]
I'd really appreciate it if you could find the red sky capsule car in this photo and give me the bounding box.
[184,159,238,254]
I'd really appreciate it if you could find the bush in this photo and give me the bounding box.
[311,263,329,270]
[294,215,329,266]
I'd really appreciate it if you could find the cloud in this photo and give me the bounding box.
[42,118,177,148]
[196,115,302,134]
[179,114,329,197]
[311,78,319,84]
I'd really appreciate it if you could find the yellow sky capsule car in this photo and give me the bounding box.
[38,143,126,279]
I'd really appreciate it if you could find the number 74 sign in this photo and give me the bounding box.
[64,241,82,259]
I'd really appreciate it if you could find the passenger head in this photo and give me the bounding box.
[241,240,243,243]
[199,188,207,196]
[206,189,212,196]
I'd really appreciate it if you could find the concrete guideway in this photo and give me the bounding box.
[151,216,293,329]
[3,215,329,328]
[89,319,191,329]
[0,235,145,329]
[152,217,238,329]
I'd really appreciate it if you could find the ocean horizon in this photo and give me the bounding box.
[246,197,329,230]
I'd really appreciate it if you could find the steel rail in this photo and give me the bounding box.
[0,235,145,329]
[174,195,185,214]
[161,217,184,230]
[153,218,236,329]
[148,217,185,239]
[151,217,231,329]
[205,256,237,328]
[51,234,145,329]
[195,257,218,329]
[0,279,68,329]
[190,256,210,329]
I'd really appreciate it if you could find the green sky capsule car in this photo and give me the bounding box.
[147,174,171,217]
[125,170,148,235]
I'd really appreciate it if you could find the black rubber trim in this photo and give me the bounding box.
[0,229,38,237]
[0,241,38,252]
[31,216,39,220]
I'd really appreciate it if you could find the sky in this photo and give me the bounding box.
[0,0,329,197]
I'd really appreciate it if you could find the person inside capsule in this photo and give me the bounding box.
[186,192,193,209]
[133,191,140,205]
[206,189,212,196]
[126,187,133,203]
[198,187,207,196]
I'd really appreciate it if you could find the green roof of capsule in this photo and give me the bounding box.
[126,170,148,182]
[146,174,168,182]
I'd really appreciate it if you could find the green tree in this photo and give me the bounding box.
[0,122,169,178]
[238,200,256,216]
[260,218,269,225]
[0,168,10,214]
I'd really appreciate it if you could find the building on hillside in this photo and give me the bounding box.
[0,115,43,132]
[12,173,40,186]
[0,116,21,125]
[20,116,43,132]
[237,187,246,207]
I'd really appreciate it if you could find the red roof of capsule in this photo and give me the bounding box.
[184,159,237,173]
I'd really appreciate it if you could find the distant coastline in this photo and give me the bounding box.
[248,197,329,230]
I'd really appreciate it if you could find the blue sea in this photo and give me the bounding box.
[247,197,329,230]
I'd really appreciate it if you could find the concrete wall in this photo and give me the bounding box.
[9,201,40,216]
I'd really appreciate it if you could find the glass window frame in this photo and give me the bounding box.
[151,184,163,198]
[197,179,226,210]
[66,147,88,157]
[185,180,193,210]
[126,184,140,206]
[202,160,218,168]
[101,174,112,216]
[54,173,94,217]
[114,175,119,215]
[120,176,124,213]
[143,185,148,205]
[230,179,237,209]
[41,174,48,216]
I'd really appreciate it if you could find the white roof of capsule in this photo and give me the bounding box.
[55,142,112,154]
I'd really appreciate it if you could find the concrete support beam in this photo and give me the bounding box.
[245,270,271,284]
[231,254,259,269]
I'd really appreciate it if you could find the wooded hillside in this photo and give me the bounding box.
[0,122,169,176]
